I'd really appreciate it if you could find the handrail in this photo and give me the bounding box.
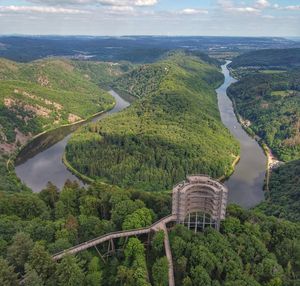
[52,214,176,260]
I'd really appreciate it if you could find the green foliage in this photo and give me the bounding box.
[72,60,133,88]
[227,69,300,161]
[0,191,49,219]
[152,257,169,286]
[28,243,57,284]
[7,232,34,273]
[0,180,171,285]
[66,52,239,191]
[230,48,300,69]
[111,198,145,228]
[170,205,300,286]
[256,159,300,222]
[85,257,102,286]
[0,156,29,193]
[121,237,150,286]
[0,178,300,286]
[0,257,19,286]
[152,230,165,256]
[191,265,212,286]
[24,263,45,286]
[122,207,154,230]
[56,255,85,286]
[113,63,168,98]
[0,58,116,148]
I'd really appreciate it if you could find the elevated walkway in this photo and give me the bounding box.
[52,175,228,285]
[53,215,176,285]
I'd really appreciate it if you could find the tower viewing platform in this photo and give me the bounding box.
[172,175,228,230]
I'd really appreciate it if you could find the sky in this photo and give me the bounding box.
[0,0,299,36]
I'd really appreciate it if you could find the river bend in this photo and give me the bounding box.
[16,64,266,208]
[15,90,130,192]
[217,62,266,208]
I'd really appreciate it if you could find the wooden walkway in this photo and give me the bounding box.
[153,223,175,286]
[53,215,176,285]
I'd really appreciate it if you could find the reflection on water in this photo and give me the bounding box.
[15,90,130,192]
[16,67,266,207]
[217,62,266,208]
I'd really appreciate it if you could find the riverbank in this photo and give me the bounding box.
[217,62,266,208]
[14,90,130,192]
[62,152,95,184]
[227,93,284,192]
[226,68,279,193]
[14,101,115,161]
[56,61,265,204]
[6,101,116,183]
[218,155,241,182]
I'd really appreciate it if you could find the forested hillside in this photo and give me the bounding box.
[0,181,299,286]
[229,48,300,224]
[66,53,239,192]
[0,58,126,154]
[229,48,300,69]
[257,159,300,222]
[227,69,300,161]
[0,58,131,193]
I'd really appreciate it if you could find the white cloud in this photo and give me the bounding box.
[104,5,135,14]
[0,5,89,14]
[135,0,157,6]
[108,6,134,11]
[255,0,270,8]
[27,0,157,6]
[227,7,260,13]
[272,4,300,11]
[285,5,300,11]
[178,8,208,15]
[217,0,260,14]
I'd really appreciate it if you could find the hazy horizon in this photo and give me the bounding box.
[0,0,299,37]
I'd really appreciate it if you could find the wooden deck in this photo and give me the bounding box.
[52,215,176,285]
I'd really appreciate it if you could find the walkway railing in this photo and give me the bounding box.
[52,214,176,261]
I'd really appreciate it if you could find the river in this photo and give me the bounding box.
[15,90,130,192]
[16,63,266,208]
[217,62,266,208]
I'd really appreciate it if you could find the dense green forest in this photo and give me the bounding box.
[0,181,299,286]
[229,48,300,228]
[66,52,239,192]
[229,48,300,69]
[0,156,29,193]
[0,49,300,286]
[0,58,128,153]
[257,159,300,222]
[227,69,300,161]
[0,58,132,194]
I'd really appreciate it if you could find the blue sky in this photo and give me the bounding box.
[0,0,299,36]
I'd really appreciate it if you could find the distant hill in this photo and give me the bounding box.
[0,58,127,154]
[65,52,239,192]
[113,51,221,99]
[0,36,297,63]
[230,48,300,69]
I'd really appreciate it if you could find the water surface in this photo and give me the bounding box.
[217,62,266,208]
[15,90,130,192]
[16,66,266,208]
